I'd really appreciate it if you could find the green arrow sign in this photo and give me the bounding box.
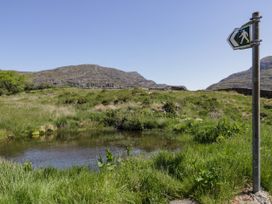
[228,23,252,50]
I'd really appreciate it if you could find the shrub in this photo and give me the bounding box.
[142,119,159,129]
[58,93,88,105]
[183,95,219,116]
[173,119,201,134]
[101,99,110,105]
[24,82,53,91]
[102,111,144,131]
[162,101,176,114]
[142,98,151,106]
[193,119,241,144]
[0,71,26,95]
[116,117,143,131]
[102,110,170,131]
[264,104,272,110]
[102,111,117,127]
[193,166,220,195]
[97,148,122,171]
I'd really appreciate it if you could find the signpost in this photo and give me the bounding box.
[228,23,252,50]
[228,12,262,193]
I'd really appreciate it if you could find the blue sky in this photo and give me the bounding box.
[0,1,271,90]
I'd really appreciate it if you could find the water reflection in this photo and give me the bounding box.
[0,130,181,169]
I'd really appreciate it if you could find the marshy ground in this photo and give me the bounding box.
[0,88,272,203]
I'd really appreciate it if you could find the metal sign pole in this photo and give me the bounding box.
[227,11,262,193]
[251,11,261,193]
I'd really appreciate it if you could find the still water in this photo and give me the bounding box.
[0,130,182,170]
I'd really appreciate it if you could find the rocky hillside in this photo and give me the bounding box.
[207,56,272,92]
[24,64,165,89]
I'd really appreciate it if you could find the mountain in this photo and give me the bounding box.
[19,64,186,90]
[26,64,157,89]
[207,56,272,96]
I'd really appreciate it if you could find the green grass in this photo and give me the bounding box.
[0,88,258,139]
[1,125,272,203]
[0,88,272,203]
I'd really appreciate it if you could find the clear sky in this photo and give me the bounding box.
[0,1,271,90]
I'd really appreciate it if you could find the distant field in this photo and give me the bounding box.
[0,88,272,203]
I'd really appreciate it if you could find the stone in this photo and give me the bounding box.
[170,199,198,204]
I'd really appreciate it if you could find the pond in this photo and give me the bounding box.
[0,130,182,170]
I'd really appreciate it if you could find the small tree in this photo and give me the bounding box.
[0,71,26,95]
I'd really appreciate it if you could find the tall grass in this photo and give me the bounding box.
[0,124,271,203]
[1,88,272,203]
[0,88,257,139]
[0,92,75,139]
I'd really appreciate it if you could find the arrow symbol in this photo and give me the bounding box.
[227,23,252,50]
[229,28,239,47]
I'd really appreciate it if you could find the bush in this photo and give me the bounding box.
[58,93,88,105]
[183,95,219,116]
[193,166,220,195]
[102,111,117,127]
[141,98,151,106]
[0,71,26,95]
[142,119,159,129]
[24,82,53,91]
[173,118,201,134]
[162,101,176,114]
[116,117,143,131]
[264,104,272,110]
[102,110,167,131]
[193,119,241,144]
[102,111,144,131]
[97,148,122,171]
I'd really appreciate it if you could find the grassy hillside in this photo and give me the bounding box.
[0,88,256,140]
[0,88,272,203]
[207,56,272,91]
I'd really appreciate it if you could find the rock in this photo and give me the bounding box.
[31,130,40,138]
[170,199,198,204]
[39,124,57,136]
[254,191,272,204]
[232,187,272,204]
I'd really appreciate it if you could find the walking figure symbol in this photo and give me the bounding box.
[239,30,249,44]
